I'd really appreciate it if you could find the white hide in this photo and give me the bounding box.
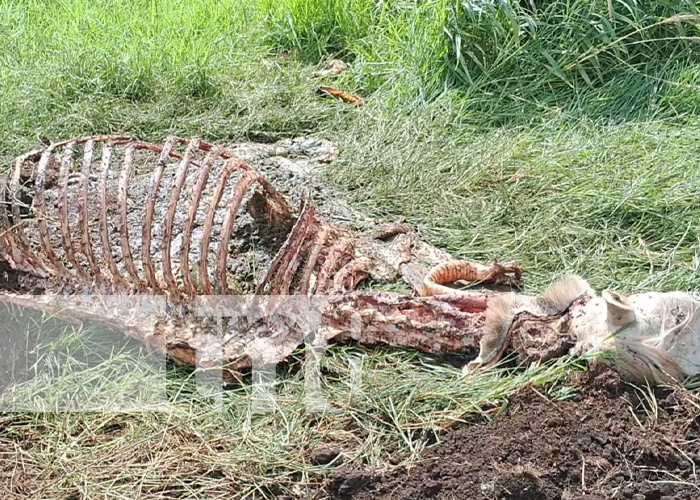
[570,289,700,383]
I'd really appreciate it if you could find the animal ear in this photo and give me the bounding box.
[602,290,636,326]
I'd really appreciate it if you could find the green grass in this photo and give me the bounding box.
[0,0,337,154]
[331,110,700,292]
[2,0,700,498]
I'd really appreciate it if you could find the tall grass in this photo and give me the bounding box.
[261,0,700,117]
[444,0,700,119]
[2,0,699,156]
[444,1,699,85]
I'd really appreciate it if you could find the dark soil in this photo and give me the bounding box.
[329,370,700,500]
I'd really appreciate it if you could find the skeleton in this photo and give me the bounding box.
[1,135,697,383]
[0,135,523,376]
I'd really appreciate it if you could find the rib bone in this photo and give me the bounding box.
[118,143,142,289]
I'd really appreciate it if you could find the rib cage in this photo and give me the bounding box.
[0,135,299,298]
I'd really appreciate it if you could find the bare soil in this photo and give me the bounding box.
[329,370,700,500]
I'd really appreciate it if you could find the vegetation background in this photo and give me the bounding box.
[1,0,700,498]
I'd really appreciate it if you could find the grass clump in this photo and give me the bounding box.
[259,0,377,61]
[260,0,700,119]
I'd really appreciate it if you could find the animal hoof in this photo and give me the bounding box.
[462,361,481,376]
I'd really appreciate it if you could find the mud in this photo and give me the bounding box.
[330,370,700,500]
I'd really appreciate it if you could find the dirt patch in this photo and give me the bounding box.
[330,371,700,500]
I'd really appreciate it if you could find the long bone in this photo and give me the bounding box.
[35,144,71,279]
[8,151,50,275]
[98,141,129,289]
[162,139,200,298]
[79,139,103,280]
[256,192,319,295]
[197,156,244,295]
[118,143,143,289]
[142,136,177,291]
[180,146,219,297]
[58,141,89,281]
